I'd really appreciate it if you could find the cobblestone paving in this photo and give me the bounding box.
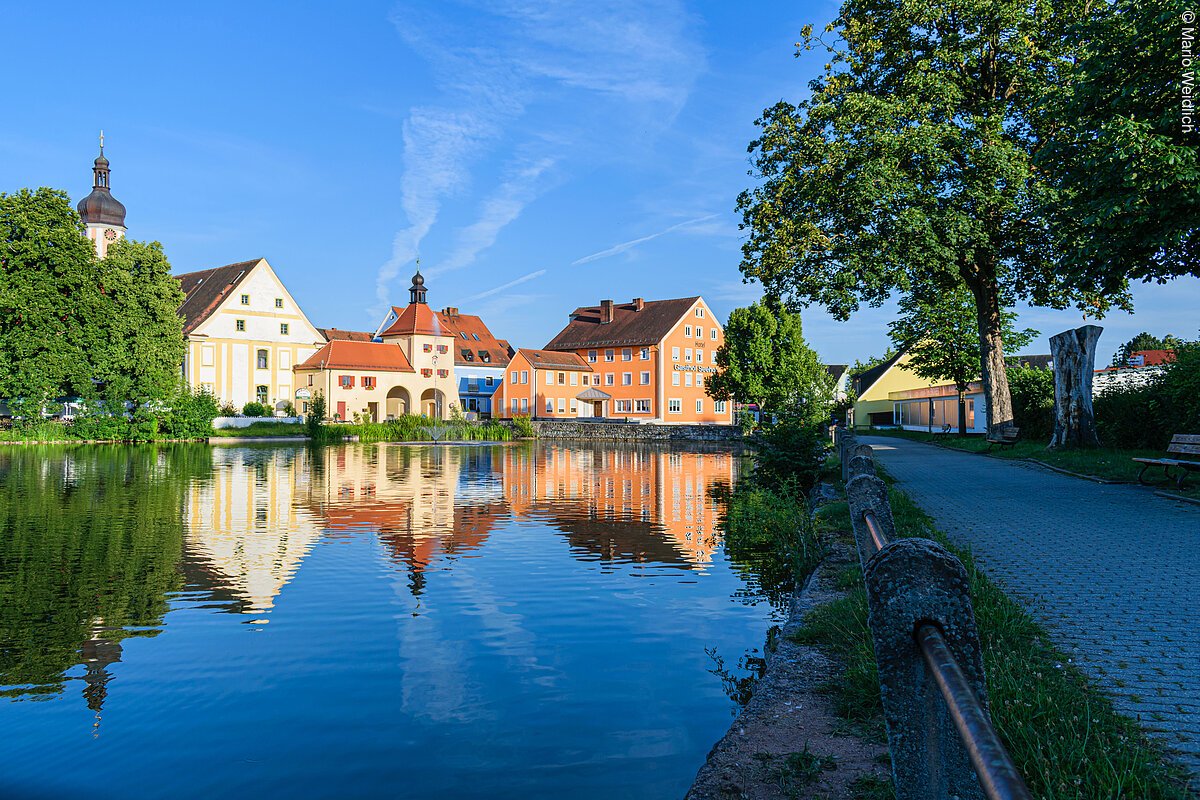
[860,436,1200,784]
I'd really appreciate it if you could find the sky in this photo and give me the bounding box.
[2,1,1196,365]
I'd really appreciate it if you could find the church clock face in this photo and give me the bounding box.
[104,228,117,241]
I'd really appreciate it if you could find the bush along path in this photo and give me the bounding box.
[853,435,1197,796]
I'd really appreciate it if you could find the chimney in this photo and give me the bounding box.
[632,297,644,312]
[441,306,459,320]
[600,299,614,324]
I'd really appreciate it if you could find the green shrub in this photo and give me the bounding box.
[306,392,326,438]
[512,415,535,438]
[1094,382,1168,449]
[750,420,826,495]
[722,481,823,605]
[1007,365,1055,440]
[242,402,268,418]
[1158,341,1200,434]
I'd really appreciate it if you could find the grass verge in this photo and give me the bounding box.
[316,416,515,443]
[794,477,1193,799]
[866,429,1200,500]
[210,421,308,438]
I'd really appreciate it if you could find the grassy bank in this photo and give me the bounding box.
[210,421,308,438]
[865,429,1199,499]
[315,415,519,443]
[795,481,1192,798]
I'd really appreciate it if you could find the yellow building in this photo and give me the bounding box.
[177,257,325,413]
[296,270,457,421]
[849,351,987,433]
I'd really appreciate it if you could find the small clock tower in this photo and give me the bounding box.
[77,132,127,258]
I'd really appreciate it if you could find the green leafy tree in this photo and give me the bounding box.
[1036,0,1199,294]
[889,288,1036,434]
[1110,332,1183,367]
[736,1,1102,435]
[707,300,832,426]
[94,239,186,409]
[0,188,106,419]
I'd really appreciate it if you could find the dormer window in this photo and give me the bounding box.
[480,352,490,363]
[472,333,480,341]
[460,332,469,339]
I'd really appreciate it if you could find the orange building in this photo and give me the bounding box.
[539,296,733,424]
[495,348,595,418]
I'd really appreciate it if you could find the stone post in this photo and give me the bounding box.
[840,432,857,484]
[863,538,988,800]
[1049,325,1103,449]
[845,473,896,571]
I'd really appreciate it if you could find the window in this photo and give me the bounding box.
[697,375,705,387]
[485,377,494,386]
[510,371,518,384]
[512,398,519,412]
[302,402,309,414]
[684,349,692,362]
[546,398,554,413]
[640,347,650,360]
[605,349,615,362]
[588,350,597,362]
[520,398,529,412]
[235,319,246,332]
[635,399,651,413]
[256,385,268,404]
[521,371,529,384]
[557,398,565,413]
[695,326,703,339]
[672,372,680,386]
[622,373,632,386]
[615,399,632,413]
[437,345,448,353]
[257,349,269,369]
[696,307,705,318]
[363,377,376,389]
[685,373,693,387]
[308,375,313,386]
[480,352,490,363]
[668,399,682,413]
[622,348,632,361]
[671,347,680,361]
[570,372,578,386]
[640,371,650,385]
[461,332,469,340]
[715,400,727,413]
[569,399,577,413]
[684,325,692,337]
[605,373,614,386]
[340,375,355,388]
[712,328,720,341]
[201,382,214,394]
[424,343,433,352]
[241,294,250,305]
[696,399,703,413]
[558,372,566,385]
[546,371,554,385]
[421,368,433,378]
[275,298,283,308]
[280,323,289,335]
[201,346,215,366]
[437,369,448,378]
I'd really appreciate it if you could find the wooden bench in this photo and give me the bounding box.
[985,426,1020,451]
[1132,434,1200,489]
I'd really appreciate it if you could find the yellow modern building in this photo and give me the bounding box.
[849,351,988,433]
[177,257,325,413]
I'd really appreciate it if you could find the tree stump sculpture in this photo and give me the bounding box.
[1049,325,1103,449]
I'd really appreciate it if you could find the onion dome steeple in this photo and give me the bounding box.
[409,261,427,305]
[77,131,127,228]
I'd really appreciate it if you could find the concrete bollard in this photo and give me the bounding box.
[845,473,896,571]
[863,538,989,800]
[840,433,857,484]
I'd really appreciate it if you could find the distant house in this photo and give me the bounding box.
[495,349,595,419]
[849,352,988,433]
[1093,349,1174,396]
[825,364,851,402]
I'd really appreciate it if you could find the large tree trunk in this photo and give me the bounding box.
[968,277,1014,436]
[1049,325,1103,449]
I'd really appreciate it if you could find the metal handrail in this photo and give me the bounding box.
[860,508,1032,800]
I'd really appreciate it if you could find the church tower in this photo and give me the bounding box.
[77,132,127,258]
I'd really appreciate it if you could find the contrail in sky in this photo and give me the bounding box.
[571,213,720,266]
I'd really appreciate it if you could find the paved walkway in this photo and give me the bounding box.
[860,436,1200,783]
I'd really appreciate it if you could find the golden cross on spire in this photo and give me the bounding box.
[415,255,421,273]
[99,130,105,153]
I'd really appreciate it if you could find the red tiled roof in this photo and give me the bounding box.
[380,302,447,337]
[295,340,414,372]
[1131,350,1176,366]
[175,259,262,334]
[516,348,593,371]
[319,328,375,343]
[544,297,700,349]
[435,308,513,367]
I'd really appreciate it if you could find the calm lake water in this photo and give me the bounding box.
[0,441,778,799]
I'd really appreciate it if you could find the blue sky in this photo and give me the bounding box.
[3,1,1196,365]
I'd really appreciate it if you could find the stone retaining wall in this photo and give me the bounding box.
[531,420,741,442]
